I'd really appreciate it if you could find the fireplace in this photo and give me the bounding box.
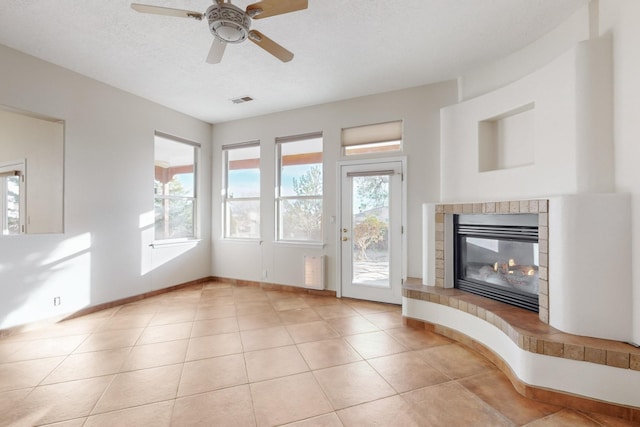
[454,213,539,312]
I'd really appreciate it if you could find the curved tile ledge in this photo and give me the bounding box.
[403,283,640,369]
[402,282,640,421]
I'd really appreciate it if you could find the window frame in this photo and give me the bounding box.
[275,132,324,244]
[153,131,200,243]
[222,141,261,240]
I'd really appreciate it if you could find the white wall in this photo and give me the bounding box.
[0,45,212,330]
[549,194,632,341]
[211,82,458,290]
[599,0,640,345]
[441,37,614,203]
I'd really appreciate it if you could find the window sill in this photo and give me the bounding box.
[220,238,262,244]
[150,239,201,248]
[273,241,324,249]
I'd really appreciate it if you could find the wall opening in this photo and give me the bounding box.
[478,103,535,172]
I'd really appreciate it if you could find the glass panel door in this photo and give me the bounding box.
[351,174,391,287]
[340,161,403,304]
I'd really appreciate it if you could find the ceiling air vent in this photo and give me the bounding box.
[231,96,254,104]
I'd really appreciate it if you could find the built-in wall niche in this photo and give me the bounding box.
[478,102,535,172]
[0,106,64,234]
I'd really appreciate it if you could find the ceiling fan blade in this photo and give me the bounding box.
[206,38,227,64]
[246,0,308,19]
[248,30,294,62]
[131,3,203,20]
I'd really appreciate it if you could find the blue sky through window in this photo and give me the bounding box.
[174,173,194,196]
[228,168,260,198]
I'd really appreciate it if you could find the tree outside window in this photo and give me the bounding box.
[277,134,323,242]
[154,133,198,241]
[1,173,21,235]
[352,175,389,261]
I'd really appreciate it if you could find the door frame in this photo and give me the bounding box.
[335,156,407,300]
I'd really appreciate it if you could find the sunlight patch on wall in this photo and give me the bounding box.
[140,210,198,276]
[40,233,91,266]
[2,233,92,329]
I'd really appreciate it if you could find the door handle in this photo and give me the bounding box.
[342,228,348,233]
[342,237,348,241]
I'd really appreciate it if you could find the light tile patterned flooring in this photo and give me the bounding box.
[0,281,636,426]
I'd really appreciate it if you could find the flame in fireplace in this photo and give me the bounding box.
[492,259,536,277]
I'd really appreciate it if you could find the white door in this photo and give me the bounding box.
[340,161,403,304]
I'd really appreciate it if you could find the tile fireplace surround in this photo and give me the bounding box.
[404,198,640,417]
[435,200,549,323]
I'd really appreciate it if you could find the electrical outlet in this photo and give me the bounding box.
[53,296,61,306]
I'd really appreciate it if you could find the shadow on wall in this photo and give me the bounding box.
[1,209,202,332]
[138,209,201,290]
[0,233,92,330]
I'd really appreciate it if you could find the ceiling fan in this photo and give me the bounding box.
[131,0,307,64]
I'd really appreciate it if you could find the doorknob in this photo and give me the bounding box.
[342,237,348,241]
[342,228,348,233]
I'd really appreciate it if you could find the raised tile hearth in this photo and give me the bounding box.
[402,280,640,421]
[403,280,640,371]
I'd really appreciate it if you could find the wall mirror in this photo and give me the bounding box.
[0,105,64,235]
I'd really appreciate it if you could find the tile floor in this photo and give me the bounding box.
[0,281,636,426]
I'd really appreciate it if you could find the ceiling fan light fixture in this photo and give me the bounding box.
[206,3,251,43]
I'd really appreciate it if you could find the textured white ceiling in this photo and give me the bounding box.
[0,0,588,124]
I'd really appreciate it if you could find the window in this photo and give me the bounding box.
[341,120,403,156]
[0,161,25,235]
[154,132,199,241]
[276,133,323,242]
[223,142,260,239]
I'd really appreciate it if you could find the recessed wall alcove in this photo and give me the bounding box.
[440,37,614,201]
[478,103,535,172]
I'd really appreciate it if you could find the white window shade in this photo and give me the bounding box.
[0,170,20,178]
[341,120,403,147]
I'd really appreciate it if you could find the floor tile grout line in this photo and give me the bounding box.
[453,371,563,427]
[573,410,609,427]
[84,369,120,421]
[4,281,622,426]
[456,376,520,426]
[27,332,94,393]
[82,289,194,421]
[84,396,179,425]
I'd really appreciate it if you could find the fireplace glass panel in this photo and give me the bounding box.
[460,236,539,296]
